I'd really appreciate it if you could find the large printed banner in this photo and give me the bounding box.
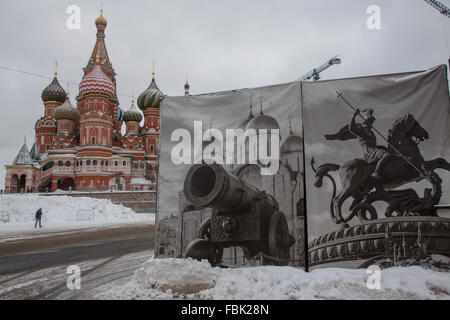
[303,65,450,269]
[156,65,450,270]
[157,82,306,267]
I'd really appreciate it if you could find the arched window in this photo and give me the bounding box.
[93,160,97,165]
[92,137,96,144]
[150,145,154,153]
[105,160,108,166]
[123,161,126,166]
[58,160,63,166]
[87,160,91,166]
[115,161,118,166]
[65,161,70,166]
[101,160,104,166]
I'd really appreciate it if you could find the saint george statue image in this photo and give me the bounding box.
[312,92,450,224]
[326,108,392,182]
[308,91,450,268]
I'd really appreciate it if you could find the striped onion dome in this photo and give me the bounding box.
[137,77,162,109]
[53,96,80,121]
[116,106,124,122]
[123,100,143,122]
[41,75,67,103]
[79,57,115,97]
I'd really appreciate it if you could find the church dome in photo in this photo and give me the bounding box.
[41,75,67,103]
[245,114,280,132]
[123,100,143,122]
[79,56,115,97]
[53,96,80,121]
[281,134,303,154]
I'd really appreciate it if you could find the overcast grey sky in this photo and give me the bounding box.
[1,0,449,187]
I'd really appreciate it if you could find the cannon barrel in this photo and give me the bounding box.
[183,163,278,213]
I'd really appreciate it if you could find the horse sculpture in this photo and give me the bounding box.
[312,113,450,224]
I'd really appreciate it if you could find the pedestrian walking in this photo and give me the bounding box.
[35,208,43,228]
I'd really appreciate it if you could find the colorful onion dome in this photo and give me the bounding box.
[123,100,143,122]
[41,75,67,103]
[95,10,107,26]
[117,106,124,122]
[137,77,162,109]
[79,56,115,97]
[53,96,80,121]
[184,81,190,89]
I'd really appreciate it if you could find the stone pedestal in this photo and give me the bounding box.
[308,216,450,268]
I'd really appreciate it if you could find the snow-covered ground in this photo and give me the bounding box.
[0,194,154,237]
[97,258,450,300]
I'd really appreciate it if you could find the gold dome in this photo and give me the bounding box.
[95,10,107,26]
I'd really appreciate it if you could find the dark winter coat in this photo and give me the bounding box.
[35,208,42,219]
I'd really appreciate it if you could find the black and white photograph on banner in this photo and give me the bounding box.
[156,82,306,268]
[303,66,450,269]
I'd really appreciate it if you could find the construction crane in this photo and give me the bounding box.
[299,56,342,81]
[424,0,450,17]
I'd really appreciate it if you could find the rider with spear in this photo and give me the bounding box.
[348,108,392,181]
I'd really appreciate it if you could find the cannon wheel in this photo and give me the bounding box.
[198,218,223,266]
[268,211,291,265]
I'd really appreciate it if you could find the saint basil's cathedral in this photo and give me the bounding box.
[4,11,186,193]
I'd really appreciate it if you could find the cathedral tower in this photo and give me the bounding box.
[137,64,162,183]
[35,69,66,154]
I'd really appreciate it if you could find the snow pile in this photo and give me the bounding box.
[0,194,154,235]
[97,258,450,300]
[133,259,216,294]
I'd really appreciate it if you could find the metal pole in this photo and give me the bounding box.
[336,91,427,180]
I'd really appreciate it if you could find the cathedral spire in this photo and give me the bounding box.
[85,9,114,81]
[259,95,264,115]
[152,61,156,79]
[248,94,254,119]
[13,141,33,166]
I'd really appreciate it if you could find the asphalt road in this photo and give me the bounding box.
[0,224,155,299]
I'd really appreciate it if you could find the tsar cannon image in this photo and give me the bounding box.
[183,163,295,266]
